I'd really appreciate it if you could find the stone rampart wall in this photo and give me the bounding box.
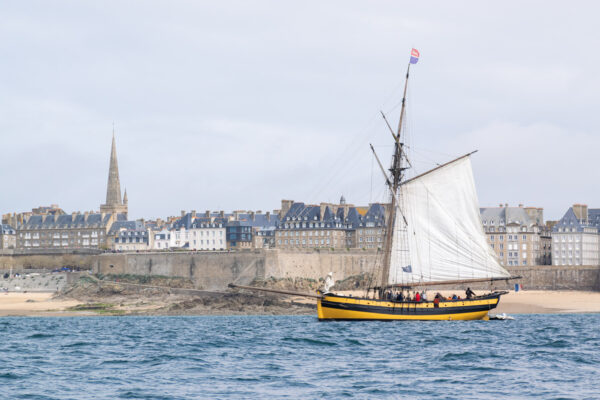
[2,250,599,291]
[93,251,268,290]
[0,253,96,271]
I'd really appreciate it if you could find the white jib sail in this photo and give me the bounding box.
[388,156,510,285]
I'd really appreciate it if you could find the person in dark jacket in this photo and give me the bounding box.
[465,287,475,299]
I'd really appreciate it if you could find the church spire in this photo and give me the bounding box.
[105,133,122,206]
[100,132,128,218]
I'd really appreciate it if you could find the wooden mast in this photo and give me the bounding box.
[379,63,411,295]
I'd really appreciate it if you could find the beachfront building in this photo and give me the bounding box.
[153,231,171,250]
[16,212,124,250]
[113,228,151,251]
[0,224,16,249]
[189,218,226,251]
[480,204,552,266]
[165,211,226,250]
[351,204,387,250]
[552,204,600,266]
[226,211,279,250]
[275,198,386,250]
[111,220,153,251]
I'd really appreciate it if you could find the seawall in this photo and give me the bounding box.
[2,250,599,291]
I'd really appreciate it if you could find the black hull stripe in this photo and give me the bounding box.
[320,300,497,316]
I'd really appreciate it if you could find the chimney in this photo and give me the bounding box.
[320,203,328,220]
[205,210,210,218]
[280,200,293,217]
[518,204,523,208]
[84,211,89,221]
[573,204,588,223]
[181,210,185,217]
[505,203,508,207]
[266,211,271,221]
[220,210,224,218]
[499,203,503,207]
[191,210,196,218]
[250,211,255,221]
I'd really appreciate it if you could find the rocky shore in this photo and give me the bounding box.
[2,273,600,317]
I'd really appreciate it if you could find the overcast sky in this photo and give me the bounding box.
[1,1,599,221]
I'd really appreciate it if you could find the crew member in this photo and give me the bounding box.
[465,287,475,299]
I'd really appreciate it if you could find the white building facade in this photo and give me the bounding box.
[552,204,600,266]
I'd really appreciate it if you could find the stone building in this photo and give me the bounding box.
[14,135,128,251]
[226,211,279,250]
[480,204,552,266]
[162,210,279,251]
[164,211,227,251]
[112,221,152,251]
[17,212,123,249]
[275,198,386,250]
[552,204,600,266]
[351,204,387,250]
[0,224,16,249]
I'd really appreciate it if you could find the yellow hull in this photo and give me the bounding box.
[317,293,503,321]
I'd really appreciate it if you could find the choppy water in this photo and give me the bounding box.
[0,314,598,399]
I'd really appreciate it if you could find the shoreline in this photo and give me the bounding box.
[1,290,599,317]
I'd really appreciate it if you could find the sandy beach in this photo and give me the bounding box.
[0,290,599,316]
[0,292,84,316]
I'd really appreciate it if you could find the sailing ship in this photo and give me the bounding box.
[231,48,518,321]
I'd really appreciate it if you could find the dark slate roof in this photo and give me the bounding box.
[479,207,534,227]
[190,217,228,229]
[115,228,149,244]
[587,209,600,227]
[280,202,385,229]
[231,213,279,228]
[109,220,144,235]
[172,212,279,230]
[20,213,120,230]
[553,207,600,233]
[1,224,16,234]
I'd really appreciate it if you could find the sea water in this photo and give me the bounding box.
[0,314,598,399]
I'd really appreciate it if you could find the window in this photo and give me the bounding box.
[522,235,526,240]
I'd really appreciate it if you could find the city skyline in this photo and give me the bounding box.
[2,2,600,220]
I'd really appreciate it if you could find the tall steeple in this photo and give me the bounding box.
[106,133,122,205]
[100,132,128,217]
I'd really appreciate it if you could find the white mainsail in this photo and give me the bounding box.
[388,155,510,285]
